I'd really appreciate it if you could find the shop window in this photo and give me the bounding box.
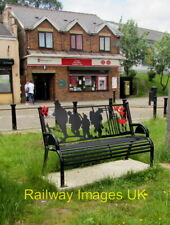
[99,36,111,51]
[39,32,53,48]
[0,74,11,93]
[70,34,83,50]
[69,75,108,92]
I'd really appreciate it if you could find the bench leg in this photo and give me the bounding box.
[150,147,154,167]
[148,138,154,167]
[125,143,132,160]
[60,163,65,187]
[42,147,48,174]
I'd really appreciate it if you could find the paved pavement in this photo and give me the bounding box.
[47,159,149,189]
[0,96,167,133]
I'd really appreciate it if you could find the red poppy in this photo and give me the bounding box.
[119,106,125,112]
[113,106,119,111]
[40,106,48,117]
[118,118,127,124]
[119,111,125,116]
[114,106,125,112]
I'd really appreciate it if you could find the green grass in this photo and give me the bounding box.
[13,167,170,225]
[0,118,170,224]
[123,73,169,97]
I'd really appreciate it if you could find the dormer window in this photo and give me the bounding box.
[99,36,111,51]
[70,34,83,50]
[39,32,53,48]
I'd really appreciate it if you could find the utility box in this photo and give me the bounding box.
[120,77,133,98]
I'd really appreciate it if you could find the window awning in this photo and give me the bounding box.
[68,66,111,71]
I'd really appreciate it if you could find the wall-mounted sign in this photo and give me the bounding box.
[27,56,120,67]
[112,77,118,90]
[62,58,92,66]
[27,57,61,66]
[97,76,107,90]
[58,80,67,88]
[92,59,120,66]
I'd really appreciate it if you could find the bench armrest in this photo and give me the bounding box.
[131,123,149,137]
[43,132,60,149]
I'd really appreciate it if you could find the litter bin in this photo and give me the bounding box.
[151,86,157,101]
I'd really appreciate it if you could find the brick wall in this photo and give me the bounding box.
[27,65,119,102]
[22,20,121,102]
[26,20,120,54]
[55,66,119,101]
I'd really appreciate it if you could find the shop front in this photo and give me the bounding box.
[26,55,120,102]
[0,58,14,104]
[33,73,55,101]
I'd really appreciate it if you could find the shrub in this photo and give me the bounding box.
[128,69,137,78]
[148,70,156,81]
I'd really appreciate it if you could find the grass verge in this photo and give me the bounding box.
[124,73,169,97]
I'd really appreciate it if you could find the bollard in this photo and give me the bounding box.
[73,101,77,114]
[148,91,152,106]
[108,98,113,119]
[122,99,127,106]
[109,98,112,106]
[153,96,157,119]
[163,97,168,117]
[10,104,17,130]
[112,91,116,103]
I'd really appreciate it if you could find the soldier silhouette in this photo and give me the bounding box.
[90,108,104,137]
[54,100,68,138]
[81,113,91,138]
[68,111,81,137]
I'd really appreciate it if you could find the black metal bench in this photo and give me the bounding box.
[38,99,154,187]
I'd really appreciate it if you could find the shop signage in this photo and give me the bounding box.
[112,77,118,90]
[92,59,120,66]
[27,56,120,67]
[62,58,92,66]
[0,58,14,66]
[27,57,61,66]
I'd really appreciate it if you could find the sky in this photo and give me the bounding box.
[62,0,170,32]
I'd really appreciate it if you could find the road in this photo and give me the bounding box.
[0,97,167,133]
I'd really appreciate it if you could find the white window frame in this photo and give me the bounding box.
[39,32,53,48]
[99,36,111,51]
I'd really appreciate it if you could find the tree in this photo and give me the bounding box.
[119,19,148,76]
[152,33,170,91]
[28,0,62,9]
[0,0,18,12]
[0,0,62,12]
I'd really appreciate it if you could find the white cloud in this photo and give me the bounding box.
[62,0,170,32]
[125,0,170,32]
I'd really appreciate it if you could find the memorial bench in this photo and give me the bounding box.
[38,99,154,187]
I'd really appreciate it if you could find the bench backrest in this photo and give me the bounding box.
[38,100,134,144]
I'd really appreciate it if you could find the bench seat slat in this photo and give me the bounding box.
[62,142,151,158]
[63,145,151,162]
[60,135,148,151]
[64,149,152,167]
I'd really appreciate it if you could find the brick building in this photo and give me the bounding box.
[0,21,20,104]
[3,4,123,102]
